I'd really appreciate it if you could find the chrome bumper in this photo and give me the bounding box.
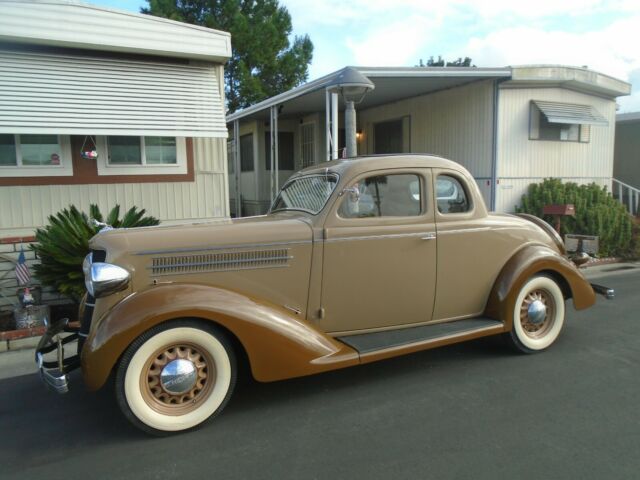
[35,319,81,394]
[591,283,615,300]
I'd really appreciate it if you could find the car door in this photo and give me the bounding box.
[319,169,437,333]
[432,169,502,321]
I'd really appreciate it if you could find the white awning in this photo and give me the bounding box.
[0,49,228,137]
[532,100,608,126]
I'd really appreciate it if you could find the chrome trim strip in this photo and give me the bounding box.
[438,227,491,235]
[325,231,436,243]
[135,240,312,256]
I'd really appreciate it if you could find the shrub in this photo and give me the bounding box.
[516,178,634,258]
[32,205,159,301]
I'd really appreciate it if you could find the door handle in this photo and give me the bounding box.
[421,233,436,240]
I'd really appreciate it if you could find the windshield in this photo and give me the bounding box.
[270,173,339,214]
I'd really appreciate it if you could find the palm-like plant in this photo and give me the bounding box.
[32,205,159,301]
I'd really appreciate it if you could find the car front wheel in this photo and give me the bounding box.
[115,320,236,435]
[507,275,566,353]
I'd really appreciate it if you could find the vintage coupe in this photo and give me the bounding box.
[36,155,613,434]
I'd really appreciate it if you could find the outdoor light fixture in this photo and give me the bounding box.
[326,67,375,104]
[326,67,375,158]
[356,130,363,141]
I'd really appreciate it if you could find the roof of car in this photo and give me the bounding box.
[297,154,465,178]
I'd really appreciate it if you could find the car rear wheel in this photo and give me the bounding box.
[115,320,236,435]
[506,275,565,353]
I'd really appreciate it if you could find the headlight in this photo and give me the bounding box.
[83,252,130,298]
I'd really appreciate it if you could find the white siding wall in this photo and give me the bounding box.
[496,87,617,212]
[357,80,495,205]
[358,80,495,177]
[0,137,229,237]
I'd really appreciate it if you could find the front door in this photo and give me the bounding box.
[320,169,437,333]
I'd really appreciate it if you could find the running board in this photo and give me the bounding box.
[337,318,504,358]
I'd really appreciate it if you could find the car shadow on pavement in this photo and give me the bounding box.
[0,333,511,472]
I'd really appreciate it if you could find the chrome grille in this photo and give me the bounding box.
[150,249,291,276]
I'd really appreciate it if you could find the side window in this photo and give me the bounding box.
[436,175,470,214]
[339,174,422,218]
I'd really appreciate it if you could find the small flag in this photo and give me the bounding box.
[15,249,31,286]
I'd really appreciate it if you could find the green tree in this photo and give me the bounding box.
[417,56,475,67]
[142,0,313,113]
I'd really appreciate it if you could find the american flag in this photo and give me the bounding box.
[15,249,31,286]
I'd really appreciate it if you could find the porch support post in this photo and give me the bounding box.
[331,92,339,160]
[269,106,274,202]
[344,100,357,158]
[325,89,331,161]
[233,119,242,217]
[269,105,280,202]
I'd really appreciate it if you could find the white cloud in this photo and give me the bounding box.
[282,0,640,111]
[345,16,436,66]
[463,17,640,111]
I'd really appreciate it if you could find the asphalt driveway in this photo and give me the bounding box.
[0,270,638,480]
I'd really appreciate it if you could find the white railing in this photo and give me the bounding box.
[612,178,640,216]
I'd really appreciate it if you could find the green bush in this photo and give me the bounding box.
[516,178,634,258]
[32,205,159,301]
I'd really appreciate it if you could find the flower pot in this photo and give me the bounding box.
[13,305,49,329]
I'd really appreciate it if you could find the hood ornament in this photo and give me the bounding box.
[92,219,114,233]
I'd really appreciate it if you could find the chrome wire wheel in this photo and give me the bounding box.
[116,321,236,435]
[508,275,565,353]
[141,343,215,416]
[519,288,556,339]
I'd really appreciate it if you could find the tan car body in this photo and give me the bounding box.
[81,155,596,390]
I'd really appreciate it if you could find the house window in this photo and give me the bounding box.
[265,132,295,170]
[240,134,254,172]
[96,136,187,175]
[0,134,72,177]
[107,136,177,165]
[529,103,591,143]
[374,117,411,154]
[299,123,315,169]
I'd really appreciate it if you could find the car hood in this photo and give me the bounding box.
[89,213,314,261]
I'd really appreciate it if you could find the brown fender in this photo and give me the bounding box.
[484,244,596,329]
[81,284,359,391]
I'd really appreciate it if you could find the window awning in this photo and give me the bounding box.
[532,100,608,126]
[0,49,227,137]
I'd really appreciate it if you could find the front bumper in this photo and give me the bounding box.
[35,319,81,394]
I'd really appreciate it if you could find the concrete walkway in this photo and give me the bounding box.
[0,261,637,382]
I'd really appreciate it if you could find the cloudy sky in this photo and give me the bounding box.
[97,0,639,112]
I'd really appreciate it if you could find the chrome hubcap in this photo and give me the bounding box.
[527,300,547,325]
[160,359,197,395]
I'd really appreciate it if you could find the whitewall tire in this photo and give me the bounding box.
[115,320,236,435]
[507,275,566,353]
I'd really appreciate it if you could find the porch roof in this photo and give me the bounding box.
[226,66,512,123]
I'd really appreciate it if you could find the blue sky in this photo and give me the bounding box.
[95,0,639,112]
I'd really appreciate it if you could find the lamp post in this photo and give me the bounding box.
[326,67,375,158]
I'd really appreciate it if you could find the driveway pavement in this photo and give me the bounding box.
[0,269,638,480]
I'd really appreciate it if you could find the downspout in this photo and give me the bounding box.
[490,78,506,212]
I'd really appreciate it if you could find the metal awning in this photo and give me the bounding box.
[533,100,608,126]
[0,49,228,137]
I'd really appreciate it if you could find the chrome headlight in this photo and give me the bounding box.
[83,252,130,298]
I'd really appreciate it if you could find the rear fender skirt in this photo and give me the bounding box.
[81,284,358,390]
[484,244,596,330]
